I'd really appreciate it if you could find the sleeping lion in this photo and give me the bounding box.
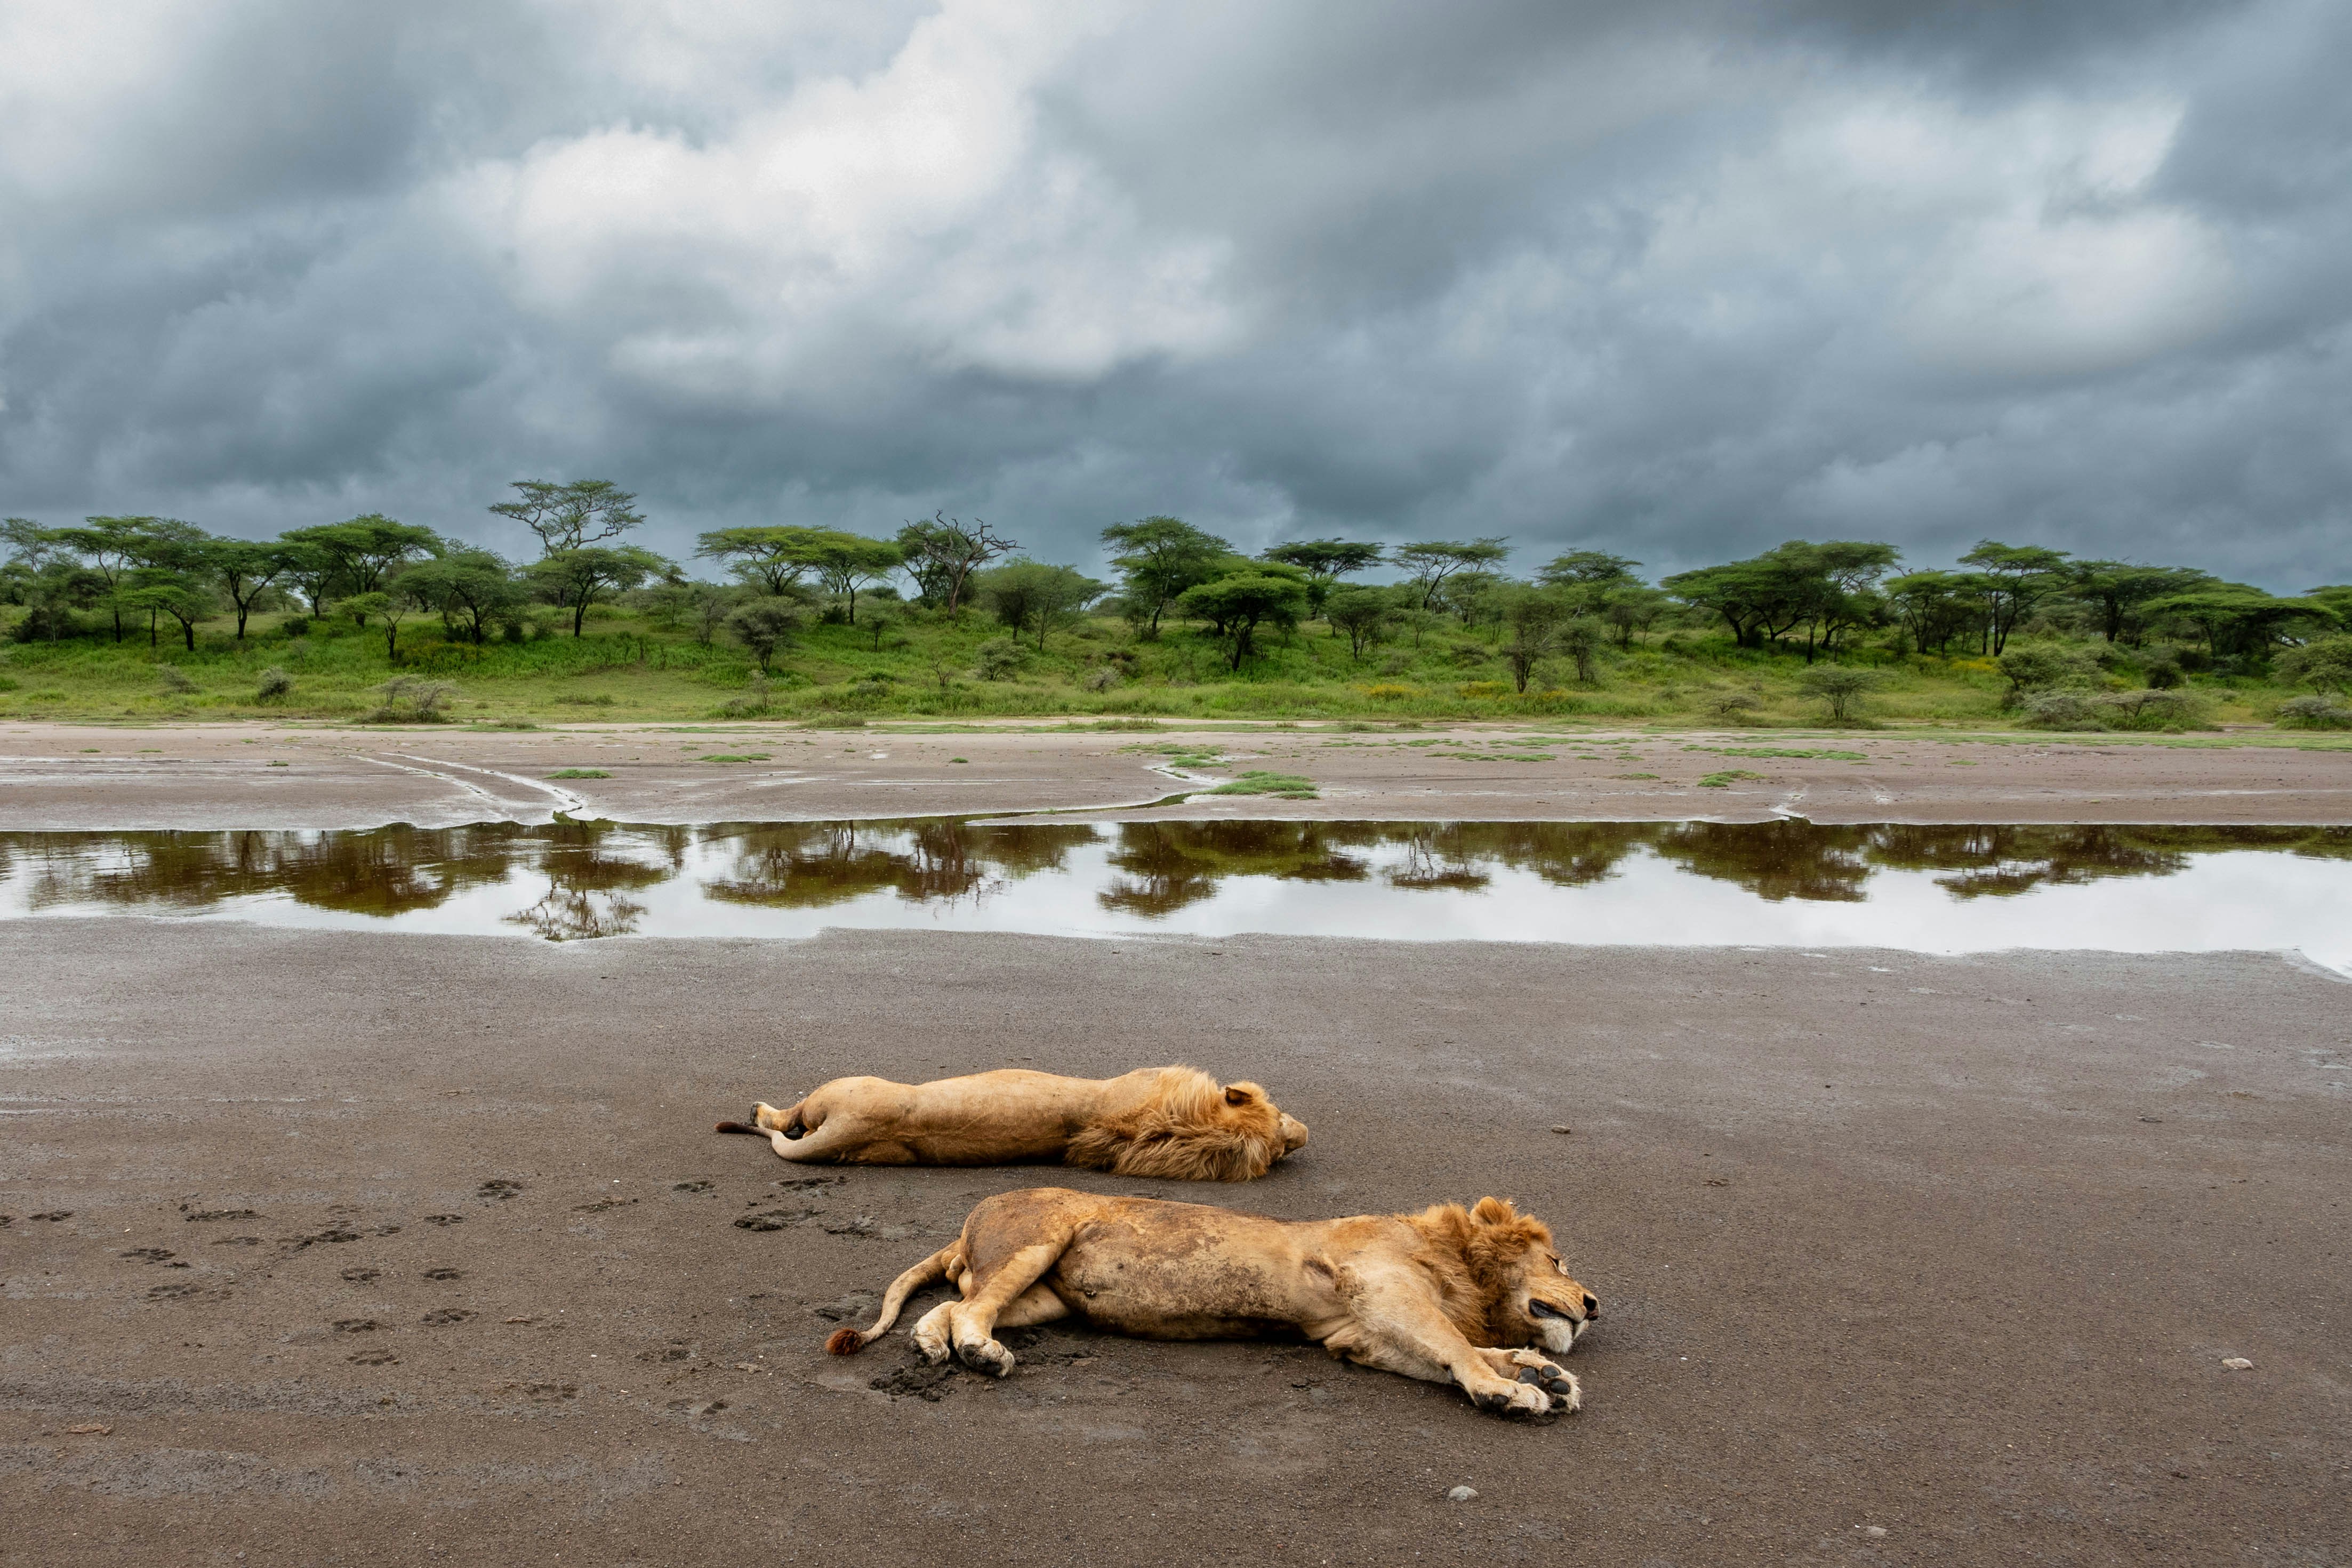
[715,1066,1309,1182]
[825,1187,1598,1418]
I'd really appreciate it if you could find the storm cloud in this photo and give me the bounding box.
[3,0,2346,586]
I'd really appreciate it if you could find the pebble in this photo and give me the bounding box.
[1858,1525,1888,1538]
[2221,1357,2253,1370]
[1550,1125,1572,1135]
[1445,1486,1478,1503]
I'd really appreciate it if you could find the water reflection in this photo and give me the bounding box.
[2,819,2346,959]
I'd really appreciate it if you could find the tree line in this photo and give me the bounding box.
[4,487,2345,687]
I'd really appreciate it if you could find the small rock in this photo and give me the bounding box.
[1445,1485,1478,1503]
[1858,1525,1888,1538]
[2221,1357,2253,1370]
[1550,1125,1572,1135]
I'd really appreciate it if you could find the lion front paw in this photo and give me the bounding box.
[911,1302,956,1365]
[954,1337,1016,1378]
[1471,1379,1556,1419]
[1515,1361,1582,1414]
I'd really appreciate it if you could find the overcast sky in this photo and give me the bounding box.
[2,0,2346,589]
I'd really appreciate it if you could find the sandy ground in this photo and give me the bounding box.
[1,719,2348,829]
[2,923,2347,1567]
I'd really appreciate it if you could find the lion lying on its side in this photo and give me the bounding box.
[825,1187,1599,1418]
[715,1066,1309,1182]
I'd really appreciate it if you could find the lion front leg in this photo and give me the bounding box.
[1319,1272,1569,1420]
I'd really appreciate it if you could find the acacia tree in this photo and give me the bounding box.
[1957,541,2069,654]
[1883,570,1978,656]
[280,516,443,596]
[212,540,291,639]
[525,544,669,636]
[1261,538,1383,622]
[804,534,904,624]
[1176,567,1310,670]
[51,516,195,642]
[895,513,1017,617]
[1102,517,1229,636]
[696,526,829,596]
[1498,588,1569,691]
[726,600,804,672]
[2066,561,2212,642]
[400,550,521,643]
[492,480,645,556]
[979,560,1107,650]
[1393,537,1510,609]
[1324,585,1396,661]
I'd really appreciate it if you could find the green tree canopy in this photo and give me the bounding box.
[895,513,1017,616]
[524,544,670,636]
[280,516,444,598]
[2065,561,2213,642]
[1104,517,1232,636]
[2143,584,2339,657]
[1664,540,1898,658]
[1393,537,1510,609]
[1261,538,1383,619]
[491,480,645,556]
[1176,565,1311,669]
[1956,541,2069,654]
[400,550,523,644]
[978,559,1107,650]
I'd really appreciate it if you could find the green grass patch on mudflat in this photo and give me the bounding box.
[1697,769,1767,787]
[546,769,611,779]
[1201,770,1319,799]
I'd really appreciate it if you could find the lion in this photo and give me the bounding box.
[713,1066,1309,1182]
[823,1187,1598,1418]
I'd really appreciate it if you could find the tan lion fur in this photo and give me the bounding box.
[823,1187,1599,1419]
[716,1065,1307,1181]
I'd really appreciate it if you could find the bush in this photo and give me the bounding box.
[2141,646,2185,688]
[2276,694,2352,729]
[1796,665,1886,723]
[1997,642,2099,704]
[367,676,457,722]
[1704,688,1760,722]
[254,667,294,702]
[2276,634,2352,695]
[1082,665,1121,692]
[156,665,198,694]
[718,674,773,718]
[974,638,1024,680]
[279,615,310,638]
[2021,689,2208,732]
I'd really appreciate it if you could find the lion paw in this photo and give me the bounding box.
[1516,1362,1582,1414]
[954,1337,1015,1378]
[1472,1380,1555,1419]
[911,1304,955,1364]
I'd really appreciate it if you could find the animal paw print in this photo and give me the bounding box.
[421,1308,475,1326]
[476,1180,524,1202]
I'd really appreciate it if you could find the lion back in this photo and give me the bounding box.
[1066,1068,1289,1182]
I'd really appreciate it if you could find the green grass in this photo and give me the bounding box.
[698,753,772,763]
[1200,770,1319,799]
[546,768,611,779]
[0,597,2332,735]
[1697,769,1767,787]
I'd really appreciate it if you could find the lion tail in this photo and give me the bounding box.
[825,1243,958,1356]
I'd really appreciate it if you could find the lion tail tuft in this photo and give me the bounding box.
[825,1242,959,1355]
[713,1120,760,1136]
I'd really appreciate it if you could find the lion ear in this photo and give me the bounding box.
[1223,1085,1256,1106]
[1470,1196,1518,1227]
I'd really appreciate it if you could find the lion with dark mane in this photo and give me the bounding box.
[715,1066,1309,1182]
[824,1188,1598,1418]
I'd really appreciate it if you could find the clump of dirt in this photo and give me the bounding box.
[870,1358,960,1401]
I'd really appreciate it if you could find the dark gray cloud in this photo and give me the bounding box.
[2,0,2345,589]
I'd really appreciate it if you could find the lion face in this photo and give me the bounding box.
[1219,1081,1309,1167]
[1508,1247,1600,1356]
[1278,1112,1310,1153]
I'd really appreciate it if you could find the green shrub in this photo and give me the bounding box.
[254,667,294,702]
[2275,694,2352,729]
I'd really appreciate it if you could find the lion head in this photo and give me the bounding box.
[1072,1070,1310,1181]
[1412,1196,1599,1355]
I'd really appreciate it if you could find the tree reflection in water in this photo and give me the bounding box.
[1,819,2345,940]
[703,821,1096,909]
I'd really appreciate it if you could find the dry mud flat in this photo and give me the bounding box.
[3,924,2347,1566]
[0,720,2348,829]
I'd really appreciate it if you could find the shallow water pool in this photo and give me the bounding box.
[3,818,2346,971]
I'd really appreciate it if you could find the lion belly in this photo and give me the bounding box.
[1039,1208,1329,1341]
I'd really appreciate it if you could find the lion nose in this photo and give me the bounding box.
[1583,1293,1599,1319]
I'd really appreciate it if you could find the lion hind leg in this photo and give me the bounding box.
[946,1242,1065,1378]
[993,1283,1070,1331]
